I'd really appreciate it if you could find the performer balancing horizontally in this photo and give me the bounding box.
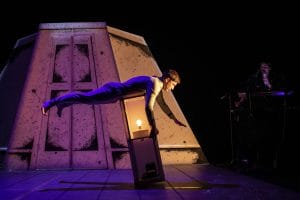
[42,69,187,136]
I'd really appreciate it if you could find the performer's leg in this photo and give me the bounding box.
[42,83,121,116]
[42,91,90,116]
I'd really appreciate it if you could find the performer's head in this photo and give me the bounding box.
[162,69,180,91]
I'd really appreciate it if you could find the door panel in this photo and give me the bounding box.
[36,34,107,169]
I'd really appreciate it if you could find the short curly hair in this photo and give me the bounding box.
[162,69,181,84]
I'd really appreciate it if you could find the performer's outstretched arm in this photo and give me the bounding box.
[156,92,186,127]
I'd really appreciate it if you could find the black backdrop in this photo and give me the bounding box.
[1,4,300,168]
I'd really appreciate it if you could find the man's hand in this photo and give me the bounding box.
[234,92,247,108]
[174,118,187,127]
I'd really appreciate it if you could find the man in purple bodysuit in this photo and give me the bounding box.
[42,69,186,136]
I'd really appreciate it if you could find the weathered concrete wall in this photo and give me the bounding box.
[107,26,207,165]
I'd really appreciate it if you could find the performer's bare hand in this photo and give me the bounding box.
[174,119,187,127]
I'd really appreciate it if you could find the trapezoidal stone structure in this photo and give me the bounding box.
[4,22,207,170]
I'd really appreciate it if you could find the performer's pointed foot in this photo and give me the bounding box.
[41,106,49,116]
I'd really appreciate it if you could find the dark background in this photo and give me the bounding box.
[1,3,299,166]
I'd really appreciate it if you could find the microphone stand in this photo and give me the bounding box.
[228,93,235,165]
[273,90,288,169]
[220,91,235,165]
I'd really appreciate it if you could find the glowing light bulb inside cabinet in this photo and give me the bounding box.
[136,119,142,129]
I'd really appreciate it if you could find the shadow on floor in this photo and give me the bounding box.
[39,180,240,191]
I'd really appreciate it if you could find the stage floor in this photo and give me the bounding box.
[0,164,299,200]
